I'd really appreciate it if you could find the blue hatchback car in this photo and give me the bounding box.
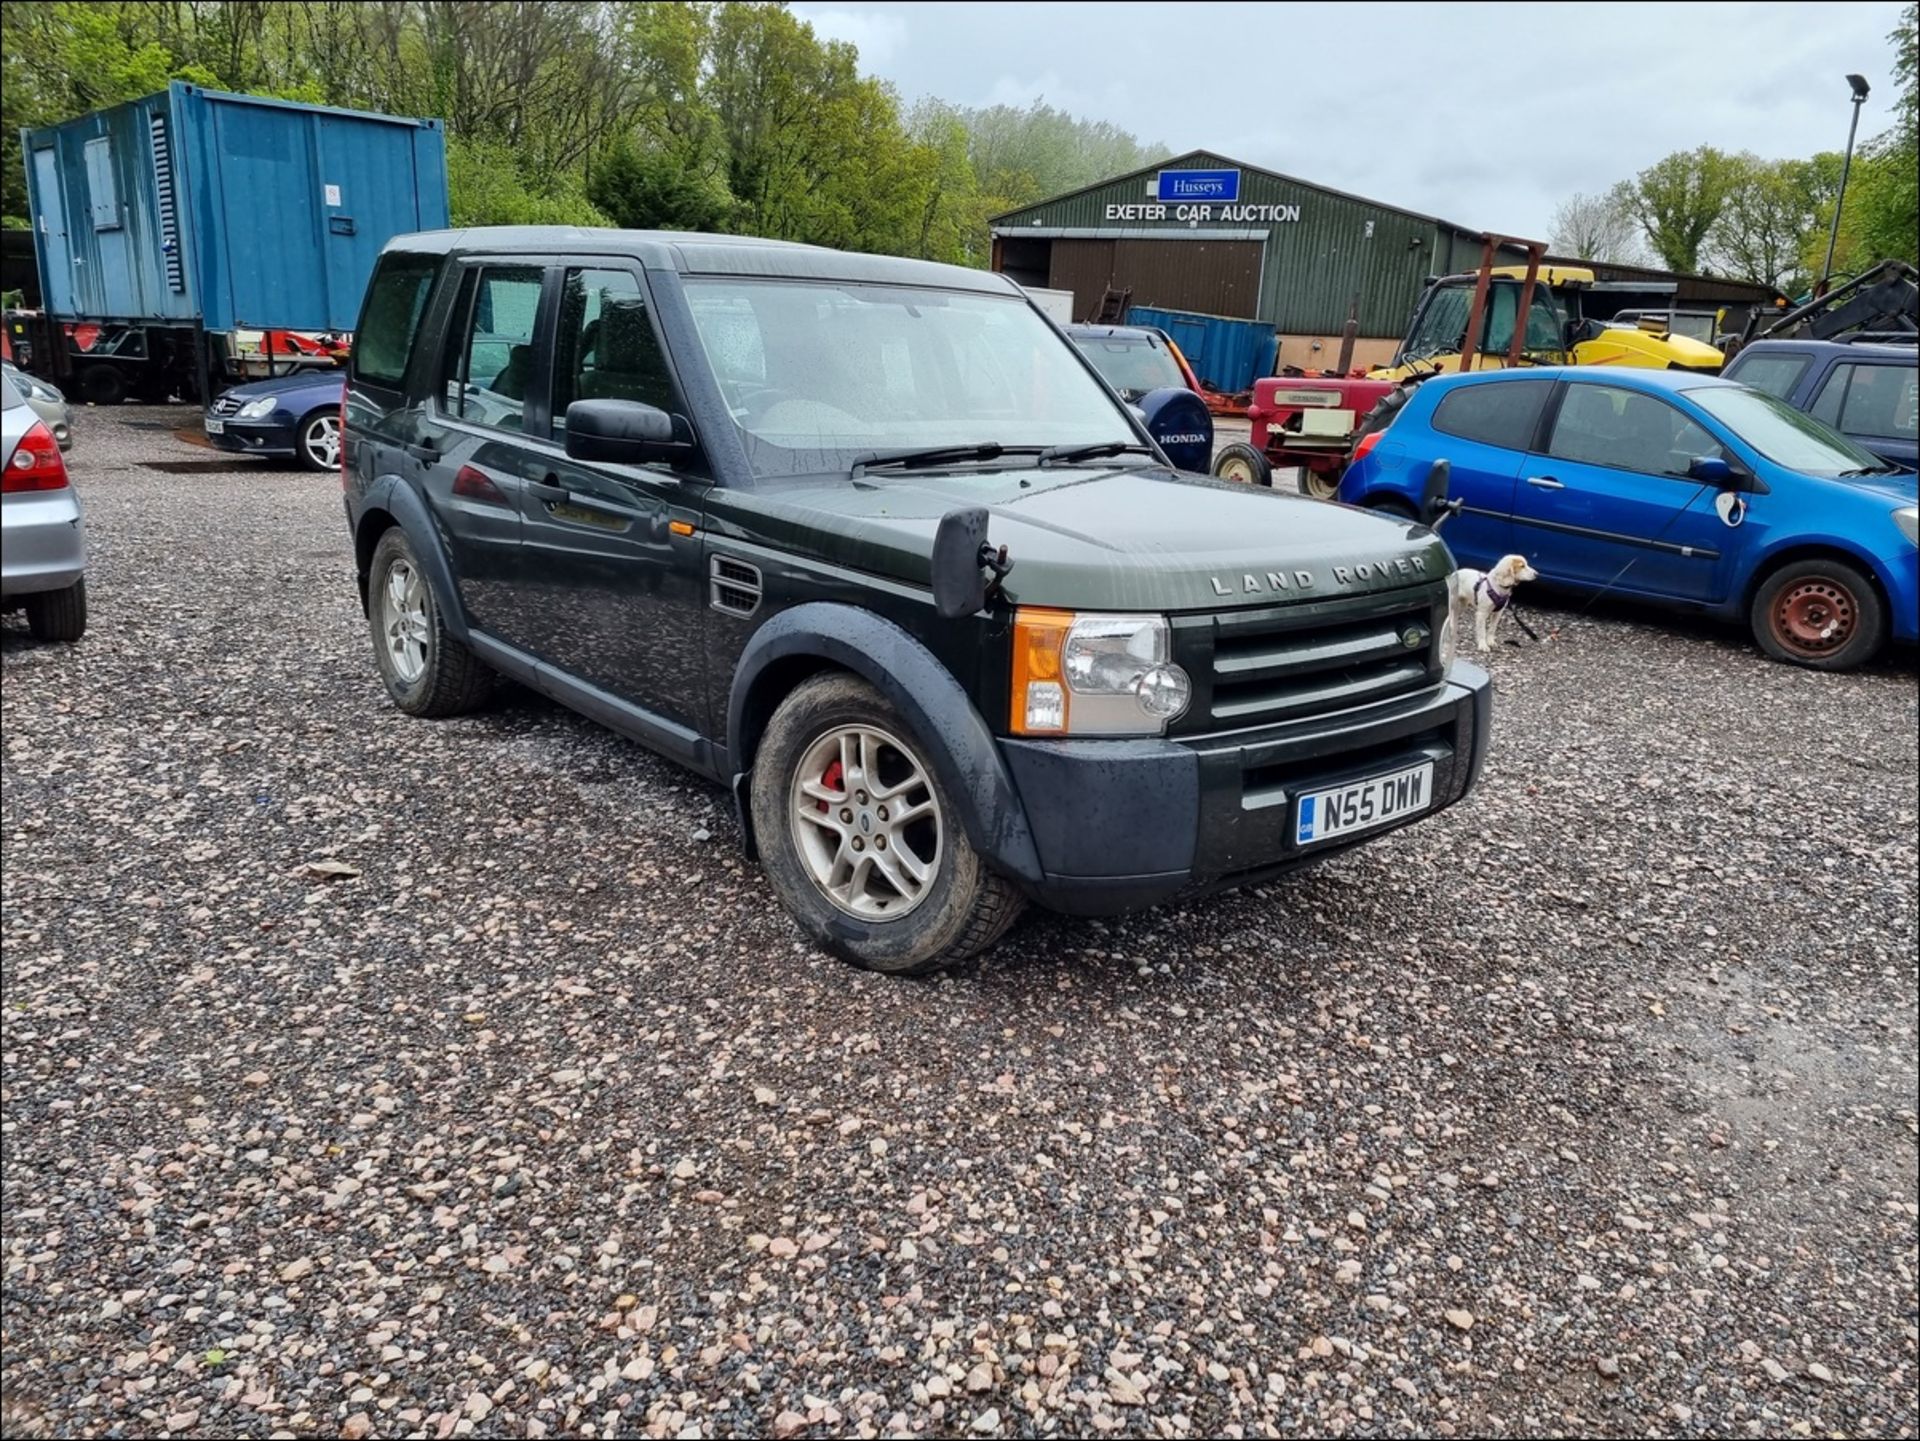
[204,369,345,471]
[1339,368,1918,670]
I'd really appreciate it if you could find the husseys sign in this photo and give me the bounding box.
[1103,169,1301,224]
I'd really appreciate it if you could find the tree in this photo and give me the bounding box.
[1848,1,1919,266]
[1549,184,1645,263]
[1625,146,1739,273]
[1708,154,1830,292]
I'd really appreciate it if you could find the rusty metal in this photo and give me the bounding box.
[1457,238,1497,373]
[1334,292,1359,373]
[1507,244,1544,365]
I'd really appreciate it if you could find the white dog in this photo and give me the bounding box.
[1450,553,1538,651]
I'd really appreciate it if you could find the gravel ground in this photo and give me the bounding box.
[4,407,1917,1440]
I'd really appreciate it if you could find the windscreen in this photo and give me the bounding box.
[1688,384,1890,476]
[1072,335,1186,399]
[683,279,1135,476]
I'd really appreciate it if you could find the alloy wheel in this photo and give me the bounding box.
[381,557,430,683]
[788,724,943,920]
[304,414,342,469]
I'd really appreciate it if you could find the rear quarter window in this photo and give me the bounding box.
[353,253,440,390]
[1727,352,1810,401]
[1430,381,1549,450]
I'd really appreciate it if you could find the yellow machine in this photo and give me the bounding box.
[1379,264,1725,380]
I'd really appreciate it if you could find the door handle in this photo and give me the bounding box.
[1525,475,1565,490]
[528,479,640,522]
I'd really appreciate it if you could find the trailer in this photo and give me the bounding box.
[18,82,447,404]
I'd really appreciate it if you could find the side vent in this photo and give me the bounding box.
[710,555,762,617]
[150,115,185,292]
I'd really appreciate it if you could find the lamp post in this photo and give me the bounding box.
[1818,73,1872,294]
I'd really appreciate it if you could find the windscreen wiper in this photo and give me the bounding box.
[852,443,1043,475]
[1837,464,1901,476]
[1039,442,1159,466]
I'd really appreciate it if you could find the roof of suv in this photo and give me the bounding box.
[1733,337,1918,361]
[387,226,1022,295]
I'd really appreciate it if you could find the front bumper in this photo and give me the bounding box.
[999,663,1492,915]
[0,488,87,596]
[205,415,297,458]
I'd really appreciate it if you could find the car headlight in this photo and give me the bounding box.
[1436,609,1458,669]
[236,396,277,419]
[1011,609,1191,735]
[1896,506,1919,547]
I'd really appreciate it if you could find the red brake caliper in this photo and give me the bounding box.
[816,759,844,813]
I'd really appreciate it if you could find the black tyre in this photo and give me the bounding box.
[1749,558,1886,671]
[751,673,1024,975]
[366,527,493,716]
[1364,496,1419,522]
[25,579,86,642]
[79,365,127,407]
[1212,441,1273,488]
[1300,463,1344,500]
[295,409,342,472]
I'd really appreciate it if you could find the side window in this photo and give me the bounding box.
[1547,383,1723,477]
[352,252,438,389]
[1812,362,1919,440]
[1730,352,1810,400]
[445,265,543,433]
[1431,382,1548,451]
[553,268,675,428]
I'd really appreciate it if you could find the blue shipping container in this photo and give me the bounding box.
[1126,305,1277,393]
[23,82,448,334]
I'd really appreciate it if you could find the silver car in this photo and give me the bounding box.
[1,377,87,641]
[3,361,74,451]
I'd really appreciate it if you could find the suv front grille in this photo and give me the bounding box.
[1172,587,1447,735]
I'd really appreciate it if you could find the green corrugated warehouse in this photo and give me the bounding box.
[990,148,1774,376]
[991,148,1495,372]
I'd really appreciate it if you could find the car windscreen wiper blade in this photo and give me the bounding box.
[1039,442,1159,465]
[852,443,1043,475]
[1837,464,1900,476]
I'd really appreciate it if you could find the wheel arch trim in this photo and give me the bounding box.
[725,603,1043,883]
[354,477,471,643]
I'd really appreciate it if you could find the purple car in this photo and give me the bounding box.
[204,369,344,471]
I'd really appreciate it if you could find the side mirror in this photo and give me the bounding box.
[931,507,989,619]
[1421,458,1453,520]
[564,399,690,465]
[1687,455,1735,486]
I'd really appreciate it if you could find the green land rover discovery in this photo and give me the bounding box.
[342,228,1492,974]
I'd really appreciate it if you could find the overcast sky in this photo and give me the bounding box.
[791,1,1908,238]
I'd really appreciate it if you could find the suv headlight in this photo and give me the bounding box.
[236,396,277,420]
[1012,609,1191,736]
[1896,506,1918,546]
[1437,609,1458,669]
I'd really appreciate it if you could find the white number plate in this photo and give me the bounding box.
[1296,762,1433,845]
[204,418,225,435]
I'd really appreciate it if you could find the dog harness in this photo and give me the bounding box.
[1474,575,1512,612]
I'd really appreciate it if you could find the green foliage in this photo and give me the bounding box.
[587,137,734,233]
[1848,2,1918,267]
[1709,154,1834,291]
[0,0,1167,269]
[1625,146,1739,274]
[447,137,609,229]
